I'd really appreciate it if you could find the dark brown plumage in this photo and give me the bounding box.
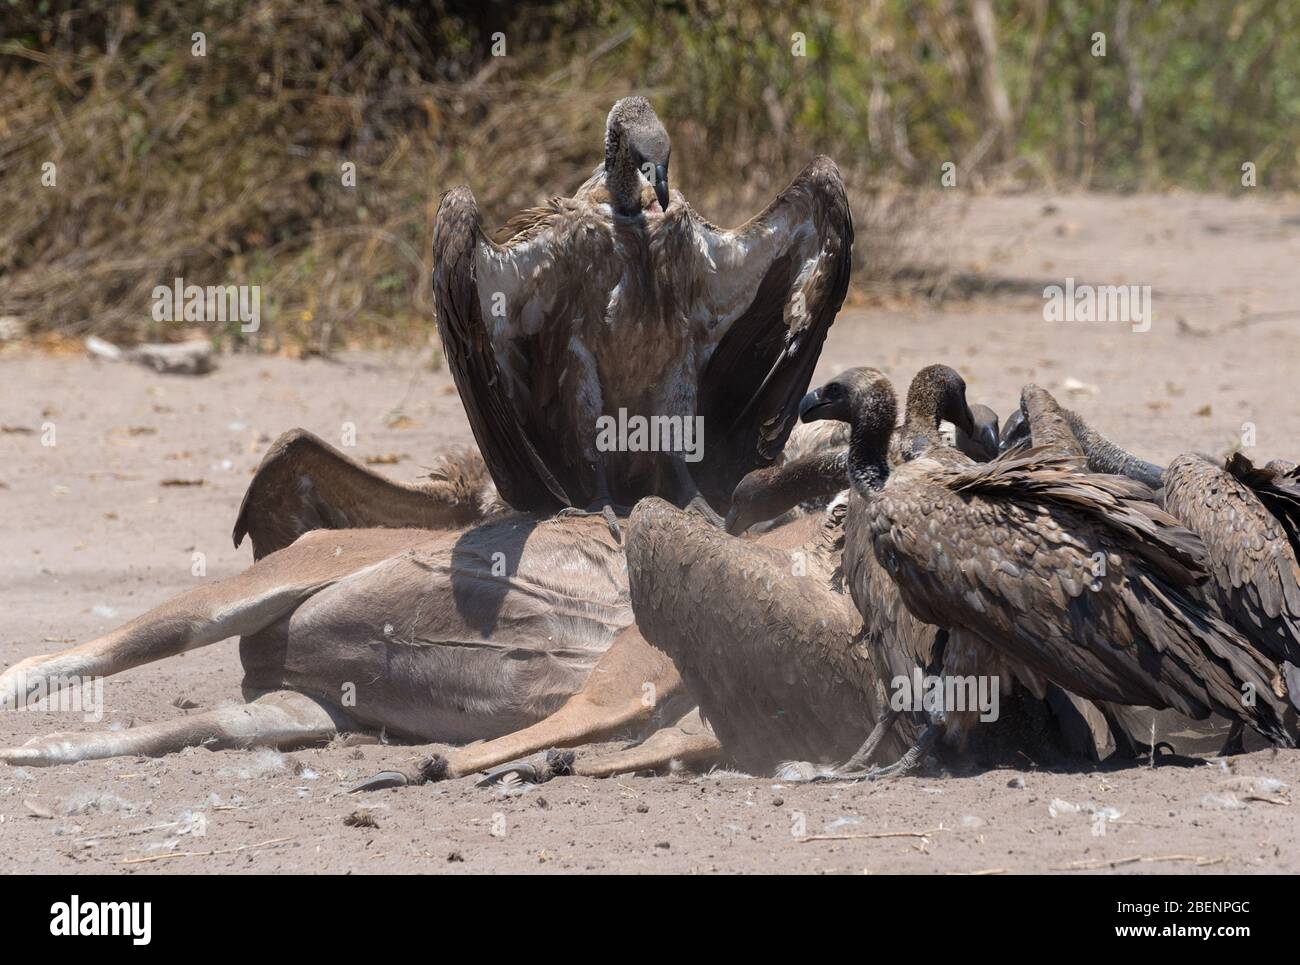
[821,368,1295,747]
[1025,389,1300,670]
[633,366,1105,774]
[430,97,854,515]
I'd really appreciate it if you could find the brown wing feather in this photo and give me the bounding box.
[430,187,579,512]
[1164,453,1300,664]
[866,454,1294,744]
[691,157,854,508]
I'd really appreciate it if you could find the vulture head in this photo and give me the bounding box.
[799,367,897,443]
[907,363,977,439]
[604,96,671,216]
[956,403,1002,462]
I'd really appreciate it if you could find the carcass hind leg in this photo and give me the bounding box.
[0,691,350,767]
[572,708,721,777]
[352,626,693,790]
[0,529,395,712]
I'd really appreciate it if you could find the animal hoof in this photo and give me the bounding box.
[348,756,446,793]
[475,748,575,788]
[348,770,412,793]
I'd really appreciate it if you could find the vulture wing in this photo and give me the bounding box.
[1163,453,1300,664]
[687,156,854,507]
[867,451,1295,745]
[431,187,620,512]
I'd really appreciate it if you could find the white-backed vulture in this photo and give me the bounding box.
[430,96,854,517]
[1023,386,1300,672]
[1017,385,1300,752]
[801,368,1297,754]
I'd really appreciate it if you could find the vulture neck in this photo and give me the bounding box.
[604,136,642,217]
[1021,389,1086,462]
[750,449,850,522]
[901,387,945,447]
[848,422,891,494]
[1061,409,1166,487]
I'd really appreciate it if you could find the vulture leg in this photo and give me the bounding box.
[818,722,944,782]
[1098,703,1175,763]
[821,638,950,782]
[232,429,492,560]
[0,691,347,767]
[835,711,900,773]
[1217,722,1246,758]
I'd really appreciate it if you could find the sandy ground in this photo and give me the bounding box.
[1,191,1298,874]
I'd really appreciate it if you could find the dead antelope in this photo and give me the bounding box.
[0,430,735,781]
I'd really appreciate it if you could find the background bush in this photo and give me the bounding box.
[1,0,1295,347]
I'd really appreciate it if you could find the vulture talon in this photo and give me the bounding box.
[601,504,623,544]
[683,494,724,528]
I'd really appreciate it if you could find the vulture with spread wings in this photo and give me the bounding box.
[431,96,853,517]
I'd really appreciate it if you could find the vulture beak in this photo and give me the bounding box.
[724,507,745,536]
[1000,407,1030,452]
[955,404,977,439]
[975,418,999,458]
[798,387,826,422]
[654,164,670,213]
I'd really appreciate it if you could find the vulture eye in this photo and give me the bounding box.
[825,384,842,398]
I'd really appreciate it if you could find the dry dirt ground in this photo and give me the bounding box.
[1,192,1298,874]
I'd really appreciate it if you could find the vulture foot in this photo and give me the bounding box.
[552,503,625,543]
[683,493,725,528]
[1216,722,1246,758]
[816,722,943,783]
[838,711,900,773]
[1100,707,1176,763]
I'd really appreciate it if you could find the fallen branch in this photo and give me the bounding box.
[1052,853,1228,871]
[119,836,293,864]
[799,826,947,843]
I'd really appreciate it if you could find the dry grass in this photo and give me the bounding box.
[2,0,1293,348]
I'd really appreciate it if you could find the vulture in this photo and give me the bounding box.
[723,364,984,536]
[1022,386,1300,671]
[799,367,1297,760]
[430,96,854,521]
[629,365,1110,778]
[1017,385,1300,751]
